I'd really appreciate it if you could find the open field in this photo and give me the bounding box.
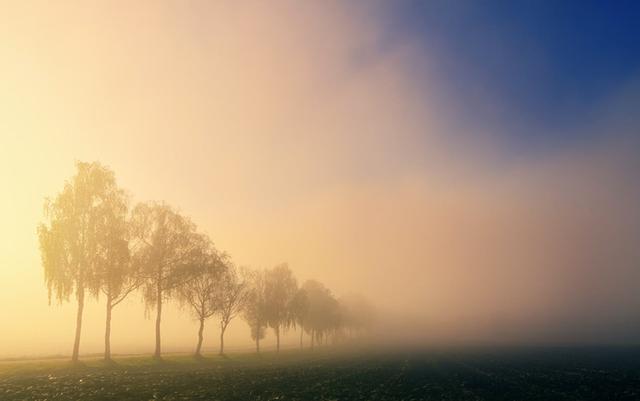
[1,346,640,400]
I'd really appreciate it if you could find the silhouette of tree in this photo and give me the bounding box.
[95,196,140,362]
[130,202,204,359]
[264,264,298,352]
[301,280,340,348]
[38,161,127,362]
[289,287,309,349]
[338,293,375,339]
[176,237,223,357]
[213,260,248,355]
[243,269,268,353]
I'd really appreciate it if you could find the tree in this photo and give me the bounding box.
[289,287,309,349]
[95,196,141,362]
[338,293,375,340]
[301,280,340,349]
[176,238,223,357]
[130,202,204,359]
[243,269,267,353]
[38,161,127,362]
[264,264,298,352]
[213,259,248,355]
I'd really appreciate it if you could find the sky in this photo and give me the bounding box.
[390,0,640,143]
[0,1,639,357]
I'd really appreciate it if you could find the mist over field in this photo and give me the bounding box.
[1,0,640,363]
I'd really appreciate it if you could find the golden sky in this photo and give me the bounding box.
[1,1,639,357]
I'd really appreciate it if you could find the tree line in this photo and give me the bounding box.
[38,162,374,362]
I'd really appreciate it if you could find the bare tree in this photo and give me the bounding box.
[213,260,248,355]
[130,202,204,359]
[243,269,267,353]
[38,162,127,363]
[264,264,298,352]
[176,238,223,357]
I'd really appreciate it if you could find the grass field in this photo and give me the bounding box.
[1,346,639,400]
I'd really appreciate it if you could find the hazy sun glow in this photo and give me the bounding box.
[1,1,639,358]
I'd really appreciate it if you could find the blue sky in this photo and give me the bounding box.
[385,1,640,148]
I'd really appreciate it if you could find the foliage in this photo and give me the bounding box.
[38,161,375,359]
[264,263,298,342]
[289,287,309,330]
[214,259,248,330]
[38,161,127,304]
[129,201,206,357]
[301,280,341,343]
[38,161,128,361]
[243,269,268,342]
[129,202,204,308]
[95,197,138,310]
[176,239,224,321]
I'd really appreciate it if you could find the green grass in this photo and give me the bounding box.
[0,348,316,376]
[1,346,640,400]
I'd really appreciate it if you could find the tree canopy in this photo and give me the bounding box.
[38,161,128,362]
[130,201,206,358]
[38,161,375,360]
[264,263,298,352]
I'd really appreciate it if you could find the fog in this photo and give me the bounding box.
[1,1,639,358]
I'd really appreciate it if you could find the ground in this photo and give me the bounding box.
[1,346,639,400]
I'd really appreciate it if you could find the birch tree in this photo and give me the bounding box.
[213,260,248,355]
[130,202,203,359]
[243,269,267,353]
[95,196,139,362]
[38,161,127,362]
[264,264,297,352]
[289,287,309,349]
[177,239,223,357]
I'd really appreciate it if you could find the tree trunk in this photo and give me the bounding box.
[195,317,205,357]
[299,324,304,349]
[219,321,227,355]
[311,329,315,350]
[153,284,163,359]
[256,334,260,353]
[104,297,112,361]
[71,286,85,363]
[275,325,280,353]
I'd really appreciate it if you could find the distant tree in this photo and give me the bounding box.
[176,237,223,357]
[264,264,298,352]
[213,260,248,355]
[289,287,309,349]
[38,161,127,362]
[130,202,204,359]
[243,269,268,353]
[301,280,340,349]
[338,293,375,339]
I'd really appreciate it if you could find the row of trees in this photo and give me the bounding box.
[38,162,373,362]
[243,268,374,353]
